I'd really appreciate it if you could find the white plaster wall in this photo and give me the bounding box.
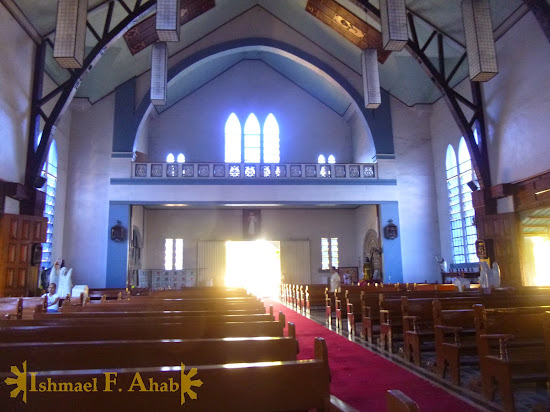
[144,208,357,283]
[0,4,33,187]
[483,12,550,184]
[147,60,351,163]
[62,94,116,287]
[391,98,441,282]
[430,11,550,264]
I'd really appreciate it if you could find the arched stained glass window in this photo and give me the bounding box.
[318,155,326,164]
[263,114,280,163]
[446,140,479,265]
[40,139,58,268]
[225,113,241,162]
[225,114,280,164]
[244,114,261,163]
[446,145,464,263]
[328,155,335,164]
[166,153,175,163]
[458,138,478,263]
[177,153,185,163]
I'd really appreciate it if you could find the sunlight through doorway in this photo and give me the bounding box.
[523,236,550,286]
[225,240,281,298]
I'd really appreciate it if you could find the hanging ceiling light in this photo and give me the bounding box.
[380,0,408,51]
[462,0,498,82]
[361,49,381,109]
[156,0,181,42]
[53,0,87,68]
[151,42,168,106]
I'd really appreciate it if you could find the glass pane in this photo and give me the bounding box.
[318,155,326,164]
[225,113,241,163]
[164,239,173,270]
[174,239,183,270]
[263,114,280,164]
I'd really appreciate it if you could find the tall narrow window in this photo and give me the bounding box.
[165,238,183,270]
[446,145,464,263]
[244,114,261,163]
[321,238,330,270]
[225,113,241,162]
[164,239,174,270]
[263,114,280,163]
[321,237,339,270]
[40,140,57,268]
[458,138,478,263]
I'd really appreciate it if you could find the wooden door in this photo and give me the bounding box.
[476,212,521,287]
[0,214,47,296]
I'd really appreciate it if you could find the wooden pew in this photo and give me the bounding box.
[474,304,548,411]
[305,284,329,312]
[17,313,276,325]
[433,306,477,384]
[0,337,331,411]
[0,320,286,343]
[402,295,489,366]
[88,288,128,301]
[60,299,265,313]
[0,297,22,319]
[0,332,299,371]
[386,389,420,412]
[148,287,251,298]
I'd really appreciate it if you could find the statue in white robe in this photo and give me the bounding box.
[57,267,73,299]
[49,260,62,287]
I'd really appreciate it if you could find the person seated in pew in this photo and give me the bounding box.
[41,283,60,312]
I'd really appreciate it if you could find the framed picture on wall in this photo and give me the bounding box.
[339,266,359,284]
[243,209,261,239]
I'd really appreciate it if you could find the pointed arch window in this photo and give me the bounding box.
[446,141,478,264]
[39,139,58,268]
[327,155,335,164]
[263,114,280,163]
[458,138,478,263]
[225,113,242,162]
[224,113,280,163]
[318,155,326,164]
[166,153,175,163]
[177,153,185,163]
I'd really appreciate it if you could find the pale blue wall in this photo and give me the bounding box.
[106,204,130,287]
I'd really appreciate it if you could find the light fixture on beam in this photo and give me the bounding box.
[151,42,168,106]
[462,0,498,82]
[53,0,88,68]
[380,0,407,51]
[361,49,381,109]
[156,0,181,42]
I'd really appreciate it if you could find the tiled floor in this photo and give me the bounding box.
[299,304,550,412]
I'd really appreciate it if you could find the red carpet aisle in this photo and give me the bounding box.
[265,299,482,412]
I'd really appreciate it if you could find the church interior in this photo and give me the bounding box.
[1,0,550,410]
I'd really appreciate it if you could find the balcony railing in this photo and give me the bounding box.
[131,162,378,180]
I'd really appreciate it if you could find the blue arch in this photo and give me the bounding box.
[115,38,394,156]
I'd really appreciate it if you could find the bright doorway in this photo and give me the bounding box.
[523,236,550,286]
[225,240,281,298]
